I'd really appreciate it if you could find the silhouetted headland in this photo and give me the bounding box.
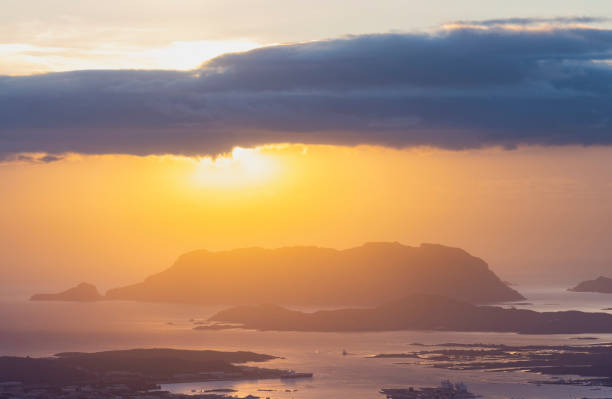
[30,282,103,302]
[0,348,286,385]
[206,294,612,334]
[106,242,522,305]
[0,348,309,398]
[569,276,612,294]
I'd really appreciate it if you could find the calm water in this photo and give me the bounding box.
[3,287,612,398]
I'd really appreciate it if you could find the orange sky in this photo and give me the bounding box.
[4,1,612,303]
[2,144,612,297]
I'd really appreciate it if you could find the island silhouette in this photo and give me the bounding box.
[205,294,612,334]
[569,276,612,294]
[30,282,103,302]
[100,242,523,305]
[0,348,284,386]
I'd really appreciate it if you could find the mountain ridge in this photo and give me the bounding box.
[105,242,523,305]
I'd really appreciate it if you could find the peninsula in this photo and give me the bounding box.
[0,348,300,385]
[0,348,308,399]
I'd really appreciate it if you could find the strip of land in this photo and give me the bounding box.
[205,294,612,334]
[372,342,612,387]
[0,348,311,398]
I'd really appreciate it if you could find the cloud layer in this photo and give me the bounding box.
[2,23,612,159]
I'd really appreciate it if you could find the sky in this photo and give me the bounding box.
[2,0,612,296]
[2,0,612,75]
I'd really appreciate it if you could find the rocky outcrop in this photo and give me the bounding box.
[31,282,103,302]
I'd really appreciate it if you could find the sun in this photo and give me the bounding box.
[191,147,278,189]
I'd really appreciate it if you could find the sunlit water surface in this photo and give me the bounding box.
[2,287,612,398]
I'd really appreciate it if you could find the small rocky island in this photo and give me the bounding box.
[30,282,103,302]
[569,276,612,294]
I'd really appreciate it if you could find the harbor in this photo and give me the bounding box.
[380,381,478,399]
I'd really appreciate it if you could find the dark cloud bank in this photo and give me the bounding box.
[2,23,612,159]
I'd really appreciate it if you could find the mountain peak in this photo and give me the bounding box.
[106,243,523,305]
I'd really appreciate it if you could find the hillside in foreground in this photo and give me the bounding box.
[0,348,279,386]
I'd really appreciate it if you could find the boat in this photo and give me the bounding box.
[380,381,478,398]
[280,370,314,379]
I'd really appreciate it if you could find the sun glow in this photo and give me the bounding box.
[0,39,263,76]
[191,147,279,188]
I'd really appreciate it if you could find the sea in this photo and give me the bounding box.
[2,286,612,398]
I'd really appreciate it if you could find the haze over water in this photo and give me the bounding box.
[2,287,612,398]
[4,1,612,398]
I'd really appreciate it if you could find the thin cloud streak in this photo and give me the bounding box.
[450,16,608,27]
